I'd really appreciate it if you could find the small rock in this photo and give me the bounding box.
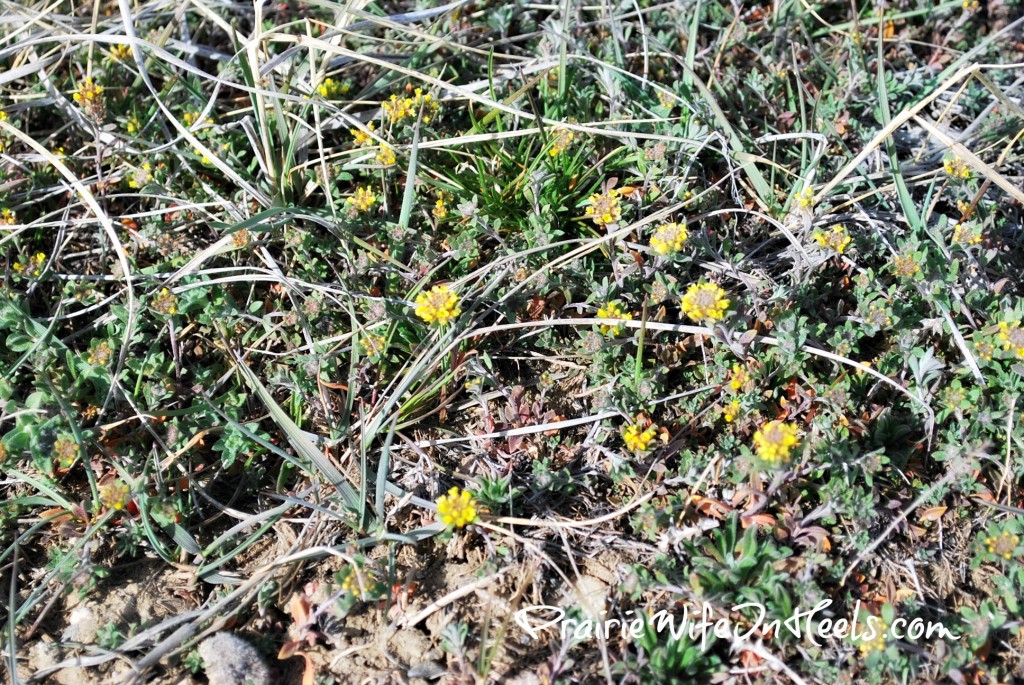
[198,633,271,685]
[62,604,100,644]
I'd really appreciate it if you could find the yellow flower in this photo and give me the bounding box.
[414,285,461,325]
[680,282,730,323]
[984,531,1020,560]
[649,222,689,255]
[127,163,152,189]
[728,364,749,392]
[351,122,376,146]
[182,111,211,127]
[433,197,448,220]
[361,333,387,358]
[998,320,1024,359]
[346,186,376,214]
[375,145,396,166]
[0,111,7,122]
[795,187,814,209]
[108,44,132,62]
[975,340,994,361]
[813,226,851,254]
[857,624,887,657]
[622,423,658,452]
[596,300,632,336]
[1,208,16,225]
[548,127,575,157]
[340,566,375,596]
[585,189,622,227]
[382,88,438,123]
[125,115,141,135]
[436,486,477,528]
[723,399,740,423]
[752,420,800,465]
[951,222,982,246]
[99,480,132,511]
[73,78,105,120]
[53,437,79,469]
[152,287,178,315]
[656,90,674,108]
[890,253,920,279]
[943,155,971,179]
[962,0,979,10]
[317,77,349,99]
[13,252,46,277]
[87,340,113,366]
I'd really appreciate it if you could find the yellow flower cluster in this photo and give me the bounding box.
[99,480,132,511]
[361,333,387,358]
[596,300,632,336]
[984,531,1020,560]
[152,287,178,315]
[813,226,851,254]
[414,285,461,325]
[346,186,376,213]
[340,566,375,596]
[795,187,814,209]
[650,222,689,255]
[728,364,749,392]
[436,486,477,528]
[317,77,349,99]
[680,282,729,323]
[548,127,575,157]
[1,208,16,225]
[622,423,658,452]
[890,253,920,279]
[752,420,800,465]
[13,252,46,277]
[723,399,740,423]
[383,88,438,123]
[108,44,131,63]
[53,437,79,469]
[585,189,622,227]
[857,623,887,657]
[943,155,971,179]
[128,163,152,189]
[376,144,396,166]
[351,122,376,146]
[88,340,113,366]
[998,320,1024,359]
[433,197,448,220]
[73,78,105,119]
[183,111,212,127]
[951,222,982,246]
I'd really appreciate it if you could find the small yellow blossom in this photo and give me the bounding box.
[1,208,16,225]
[728,364,749,392]
[622,422,658,452]
[723,399,740,423]
[548,127,575,157]
[346,186,376,214]
[985,531,1020,560]
[128,163,152,189]
[795,187,814,209]
[182,111,212,127]
[656,90,674,108]
[890,253,920,279]
[376,145,396,166]
[99,480,132,511]
[596,300,632,336]
[943,155,971,179]
[951,222,982,246]
[680,282,730,324]
[585,188,622,227]
[193,146,211,164]
[857,623,888,657]
[752,420,800,465]
[317,77,350,99]
[962,0,979,10]
[998,320,1024,359]
[414,285,461,325]
[433,197,448,220]
[88,340,113,366]
[72,78,105,120]
[865,304,891,328]
[152,287,178,315]
[650,222,689,255]
[340,566,375,596]
[0,111,7,123]
[108,44,132,63]
[975,340,994,361]
[813,226,851,254]
[53,437,79,469]
[383,88,438,123]
[436,486,477,528]
[351,122,376,146]
[125,115,141,135]
[361,333,387,358]
[13,252,46,278]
